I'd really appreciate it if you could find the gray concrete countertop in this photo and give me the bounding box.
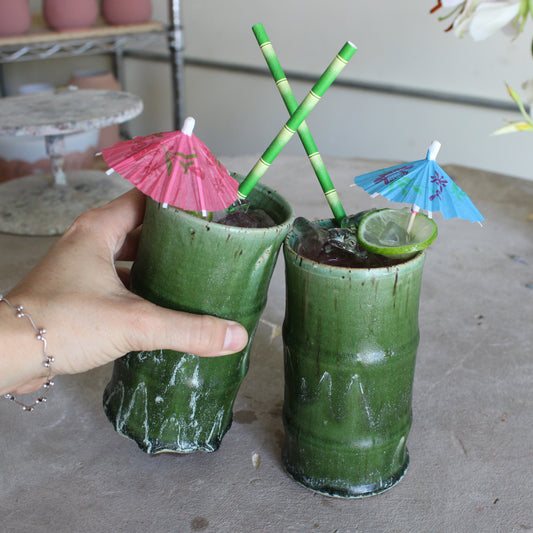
[1,155,532,532]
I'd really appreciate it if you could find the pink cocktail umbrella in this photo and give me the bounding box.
[102,117,239,215]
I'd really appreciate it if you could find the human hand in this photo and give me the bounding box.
[1,189,248,395]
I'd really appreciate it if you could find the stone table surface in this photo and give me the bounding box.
[0,155,532,533]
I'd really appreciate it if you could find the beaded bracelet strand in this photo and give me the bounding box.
[0,295,54,411]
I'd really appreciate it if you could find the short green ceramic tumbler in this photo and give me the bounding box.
[282,221,426,497]
[103,180,293,454]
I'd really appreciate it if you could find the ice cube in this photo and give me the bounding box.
[325,227,359,254]
[292,215,405,268]
[291,217,328,260]
[216,200,276,228]
[340,209,376,231]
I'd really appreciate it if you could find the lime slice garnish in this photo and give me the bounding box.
[357,208,438,259]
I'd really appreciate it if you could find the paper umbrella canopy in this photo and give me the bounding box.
[102,117,239,213]
[353,141,484,225]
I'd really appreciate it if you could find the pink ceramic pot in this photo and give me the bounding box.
[102,0,152,25]
[0,0,31,37]
[69,70,122,150]
[43,0,99,31]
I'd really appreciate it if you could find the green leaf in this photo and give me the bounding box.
[492,121,533,135]
[505,83,532,122]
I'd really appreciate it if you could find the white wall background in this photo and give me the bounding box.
[10,1,533,181]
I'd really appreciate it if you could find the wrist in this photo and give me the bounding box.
[0,294,53,403]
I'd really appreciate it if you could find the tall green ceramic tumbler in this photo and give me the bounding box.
[103,180,294,454]
[282,221,426,497]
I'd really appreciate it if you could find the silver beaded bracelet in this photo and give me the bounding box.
[0,295,54,411]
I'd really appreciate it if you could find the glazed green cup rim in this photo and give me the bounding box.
[158,175,294,235]
[284,217,425,273]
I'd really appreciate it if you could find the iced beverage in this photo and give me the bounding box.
[103,180,293,454]
[282,215,426,497]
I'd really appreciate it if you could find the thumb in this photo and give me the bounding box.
[126,302,249,357]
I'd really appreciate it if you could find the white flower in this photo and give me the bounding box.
[444,0,525,40]
[463,1,522,40]
[441,0,466,6]
[431,0,533,135]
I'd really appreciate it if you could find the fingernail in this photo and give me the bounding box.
[222,321,248,354]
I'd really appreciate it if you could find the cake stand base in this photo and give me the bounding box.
[0,170,132,236]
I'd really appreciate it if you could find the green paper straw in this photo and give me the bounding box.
[237,39,357,200]
[253,23,347,223]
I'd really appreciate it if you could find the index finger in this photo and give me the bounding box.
[99,188,146,233]
[94,188,147,254]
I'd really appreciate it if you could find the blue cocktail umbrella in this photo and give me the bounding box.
[353,141,483,232]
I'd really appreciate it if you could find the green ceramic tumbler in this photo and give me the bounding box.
[282,220,426,497]
[103,180,293,454]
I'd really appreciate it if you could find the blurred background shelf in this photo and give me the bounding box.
[0,1,185,129]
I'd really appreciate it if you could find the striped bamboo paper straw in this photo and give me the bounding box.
[253,23,347,223]
[237,39,357,200]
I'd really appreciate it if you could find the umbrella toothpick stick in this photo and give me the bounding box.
[406,205,420,234]
[173,116,208,217]
[181,116,195,136]
[252,23,347,224]
[406,141,441,235]
[237,40,357,200]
